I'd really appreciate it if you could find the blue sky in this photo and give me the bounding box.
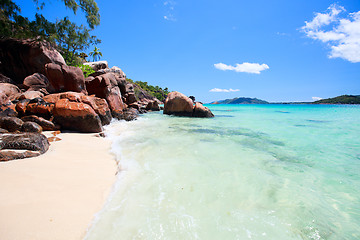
[16,0,360,103]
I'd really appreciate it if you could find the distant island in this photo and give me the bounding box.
[313,95,360,104]
[210,95,360,105]
[210,97,269,104]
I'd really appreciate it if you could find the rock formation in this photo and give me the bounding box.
[0,38,165,160]
[163,91,214,118]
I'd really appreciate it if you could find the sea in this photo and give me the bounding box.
[85,104,360,240]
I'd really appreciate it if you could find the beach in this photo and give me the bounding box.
[0,132,117,240]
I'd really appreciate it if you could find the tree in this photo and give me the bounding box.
[89,46,102,62]
[32,0,100,29]
[0,0,101,65]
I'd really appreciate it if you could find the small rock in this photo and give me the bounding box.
[47,136,61,142]
[193,102,214,118]
[0,116,24,132]
[0,132,49,154]
[0,150,41,161]
[21,121,42,133]
[21,115,58,131]
[121,108,139,121]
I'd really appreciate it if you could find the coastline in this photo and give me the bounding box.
[0,132,118,240]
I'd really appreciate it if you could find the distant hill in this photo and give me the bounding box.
[313,95,360,104]
[211,97,269,104]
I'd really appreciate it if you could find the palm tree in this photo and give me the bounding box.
[89,46,102,62]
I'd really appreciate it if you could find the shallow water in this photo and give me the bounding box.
[85,104,360,240]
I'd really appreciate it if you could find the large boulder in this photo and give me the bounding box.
[45,63,87,94]
[163,91,194,117]
[44,63,65,92]
[61,65,87,94]
[44,92,112,126]
[0,38,65,84]
[26,98,54,119]
[53,98,103,133]
[23,73,50,91]
[163,91,214,118]
[80,95,112,126]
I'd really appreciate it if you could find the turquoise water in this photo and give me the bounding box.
[85,104,360,240]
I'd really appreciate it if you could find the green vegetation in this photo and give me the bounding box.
[313,95,360,104]
[0,0,101,65]
[212,97,268,104]
[77,64,95,78]
[126,78,170,102]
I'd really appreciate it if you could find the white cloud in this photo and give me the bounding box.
[312,96,323,101]
[209,88,240,93]
[163,1,176,21]
[301,4,360,63]
[214,62,269,74]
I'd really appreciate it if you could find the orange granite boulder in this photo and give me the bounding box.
[163,91,194,117]
[53,99,103,133]
[164,91,214,118]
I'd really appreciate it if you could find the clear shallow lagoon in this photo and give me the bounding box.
[86,104,360,240]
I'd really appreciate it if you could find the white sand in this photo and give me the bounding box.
[0,132,118,240]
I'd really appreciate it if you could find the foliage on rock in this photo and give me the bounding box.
[313,95,360,104]
[126,78,170,102]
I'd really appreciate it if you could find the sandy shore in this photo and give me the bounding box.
[0,132,118,240]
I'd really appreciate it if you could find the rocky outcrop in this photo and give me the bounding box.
[0,133,49,161]
[53,98,103,133]
[0,42,163,135]
[86,72,127,119]
[164,91,214,118]
[0,38,65,84]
